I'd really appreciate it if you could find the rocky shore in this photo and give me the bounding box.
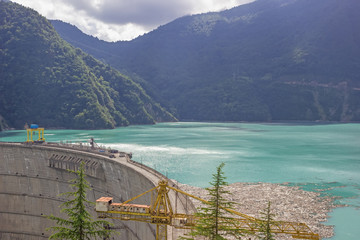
[174,181,336,239]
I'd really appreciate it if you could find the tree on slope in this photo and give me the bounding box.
[183,162,244,239]
[47,162,115,239]
[257,201,275,240]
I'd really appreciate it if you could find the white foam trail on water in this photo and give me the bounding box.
[297,166,360,181]
[104,143,224,155]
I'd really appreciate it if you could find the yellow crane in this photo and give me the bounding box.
[96,179,320,240]
[26,124,45,143]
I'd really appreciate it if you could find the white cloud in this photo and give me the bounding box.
[192,0,255,13]
[11,0,255,41]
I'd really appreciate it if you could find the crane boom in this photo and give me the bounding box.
[96,180,320,240]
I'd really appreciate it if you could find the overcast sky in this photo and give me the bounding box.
[11,0,255,42]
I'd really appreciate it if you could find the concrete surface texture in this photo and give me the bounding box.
[0,142,194,240]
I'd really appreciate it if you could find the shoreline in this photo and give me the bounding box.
[174,181,337,239]
[1,120,359,132]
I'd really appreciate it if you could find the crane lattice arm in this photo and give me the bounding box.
[96,180,320,240]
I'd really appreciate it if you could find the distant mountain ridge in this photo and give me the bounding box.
[51,0,360,122]
[0,2,175,130]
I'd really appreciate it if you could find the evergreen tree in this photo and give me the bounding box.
[46,162,115,239]
[183,162,244,240]
[257,201,275,240]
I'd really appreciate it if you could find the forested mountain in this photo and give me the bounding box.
[52,0,360,122]
[0,1,175,130]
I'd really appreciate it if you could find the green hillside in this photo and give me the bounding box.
[52,0,360,122]
[0,2,176,130]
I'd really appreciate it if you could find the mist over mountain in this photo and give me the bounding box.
[52,0,360,122]
[0,1,175,130]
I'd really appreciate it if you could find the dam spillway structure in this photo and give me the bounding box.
[0,142,195,240]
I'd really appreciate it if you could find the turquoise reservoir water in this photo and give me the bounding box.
[1,122,359,239]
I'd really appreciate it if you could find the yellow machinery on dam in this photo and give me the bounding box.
[96,179,320,240]
[25,124,45,143]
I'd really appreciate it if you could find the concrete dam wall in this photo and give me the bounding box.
[0,142,195,240]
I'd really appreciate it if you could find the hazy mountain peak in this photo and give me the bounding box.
[49,0,360,122]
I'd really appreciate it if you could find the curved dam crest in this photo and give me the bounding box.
[0,142,193,240]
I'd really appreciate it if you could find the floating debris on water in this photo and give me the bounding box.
[174,181,337,239]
